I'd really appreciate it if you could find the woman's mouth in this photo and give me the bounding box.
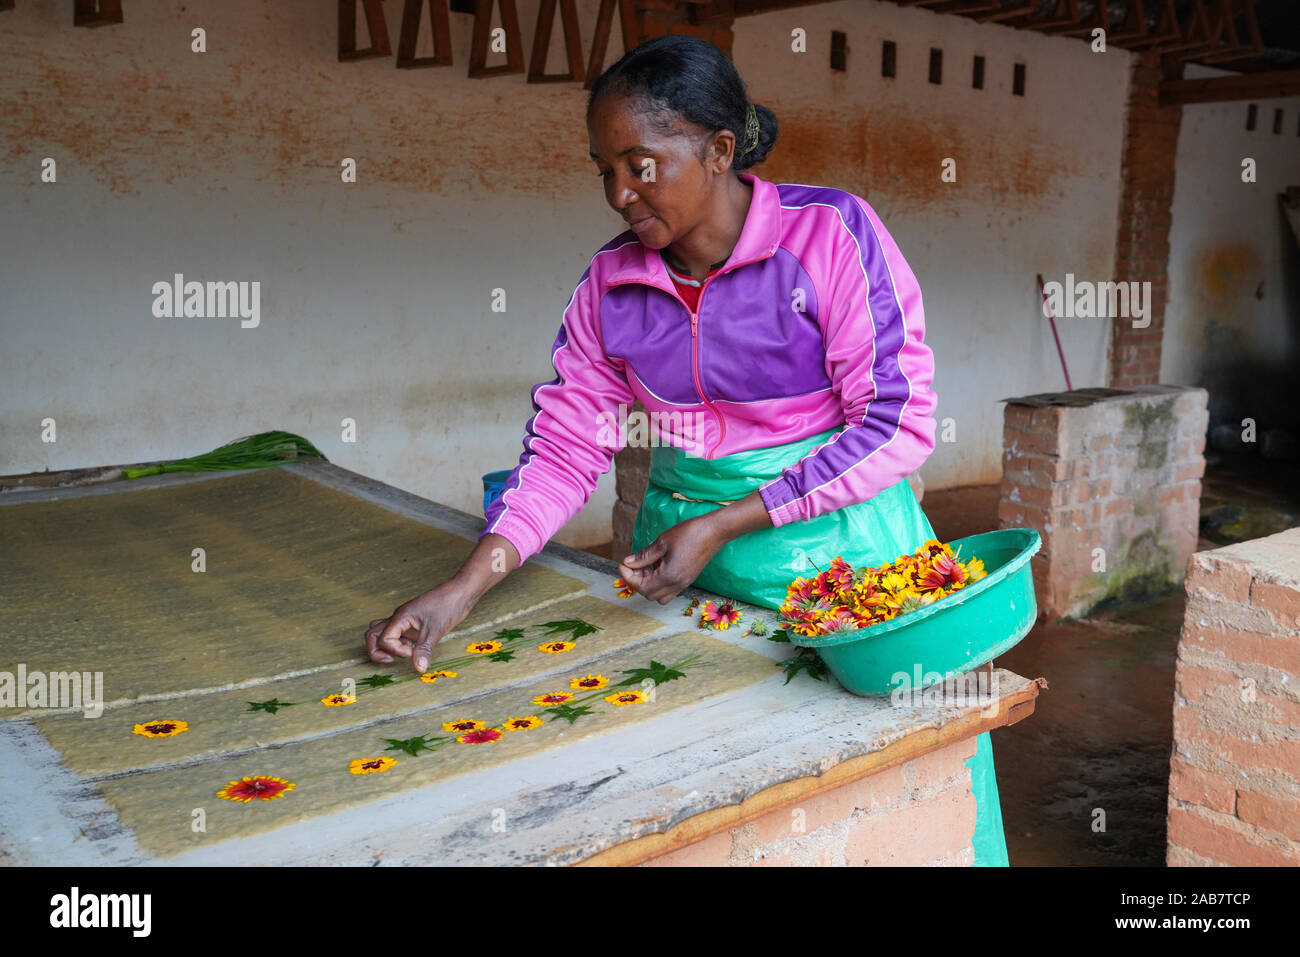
[628,215,655,234]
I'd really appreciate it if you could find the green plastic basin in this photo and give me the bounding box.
[790,528,1041,697]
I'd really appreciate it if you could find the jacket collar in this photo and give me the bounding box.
[606,171,781,291]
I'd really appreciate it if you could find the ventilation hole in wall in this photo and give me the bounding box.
[830,30,847,72]
[1012,62,1026,96]
[973,55,985,90]
[929,48,943,84]
[1273,108,1283,134]
[1246,103,1257,131]
[882,40,896,78]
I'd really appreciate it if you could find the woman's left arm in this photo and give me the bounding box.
[756,194,938,528]
[617,490,770,603]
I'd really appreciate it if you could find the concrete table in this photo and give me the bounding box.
[0,461,1043,866]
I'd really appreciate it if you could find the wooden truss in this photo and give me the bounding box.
[74,0,122,27]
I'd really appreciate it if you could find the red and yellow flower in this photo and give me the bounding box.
[132,719,188,738]
[538,641,575,654]
[697,600,742,630]
[501,716,543,731]
[613,577,636,598]
[778,542,989,638]
[458,727,503,745]
[570,673,608,690]
[533,691,574,706]
[349,756,397,775]
[420,669,458,684]
[604,690,649,706]
[466,640,502,654]
[321,693,356,707]
[217,776,295,803]
[442,718,485,733]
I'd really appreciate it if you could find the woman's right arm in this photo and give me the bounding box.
[365,532,520,672]
[364,249,635,671]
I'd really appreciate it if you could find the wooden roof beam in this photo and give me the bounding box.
[1159,66,1300,105]
[468,0,524,78]
[74,0,123,27]
[527,0,585,83]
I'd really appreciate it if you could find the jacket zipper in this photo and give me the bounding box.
[607,250,772,460]
[689,278,726,458]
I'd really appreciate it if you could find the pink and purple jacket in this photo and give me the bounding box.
[482,171,938,564]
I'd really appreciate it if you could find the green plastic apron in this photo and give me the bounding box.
[632,426,1009,867]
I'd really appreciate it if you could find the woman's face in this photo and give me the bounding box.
[587,93,734,250]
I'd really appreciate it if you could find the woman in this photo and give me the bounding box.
[364,35,1007,866]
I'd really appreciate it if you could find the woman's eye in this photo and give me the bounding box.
[596,168,647,181]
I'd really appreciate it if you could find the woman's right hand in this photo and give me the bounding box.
[364,581,475,673]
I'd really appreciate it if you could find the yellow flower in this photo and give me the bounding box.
[966,557,987,580]
[501,716,543,731]
[538,641,575,654]
[349,756,397,775]
[604,690,648,706]
[419,670,457,683]
[132,719,188,738]
[321,693,356,707]
[570,673,608,690]
[880,572,910,593]
[442,718,485,733]
[466,640,502,654]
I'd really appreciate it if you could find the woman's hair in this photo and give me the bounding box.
[586,34,778,173]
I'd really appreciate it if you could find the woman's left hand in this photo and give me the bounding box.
[617,514,722,604]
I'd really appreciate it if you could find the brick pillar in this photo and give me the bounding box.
[1109,52,1184,387]
[633,0,735,54]
[1167,528,1300,866]
[999,385,1207,619]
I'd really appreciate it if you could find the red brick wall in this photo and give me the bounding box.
[640,735,979,866]
[1109,51,1184,388]
[1167,528,1300,865]
[999,386,1207,619]
[633,0,735,54]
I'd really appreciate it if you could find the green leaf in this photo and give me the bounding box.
[487,649,517,662]
[355,674,396,689]
[246,698,297,714]
[383,734,448,757]
[542,703,598,725]
[777,650,829,685]
[493,627,526,641]
[766,627,793,644]
[539,618,601,640]
[618,659,686,687]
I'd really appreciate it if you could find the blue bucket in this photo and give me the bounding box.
[482,470,514,515]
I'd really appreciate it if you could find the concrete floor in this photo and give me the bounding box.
[583,452,1300,866]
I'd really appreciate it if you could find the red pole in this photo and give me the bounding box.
[1037,273,1073,391]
